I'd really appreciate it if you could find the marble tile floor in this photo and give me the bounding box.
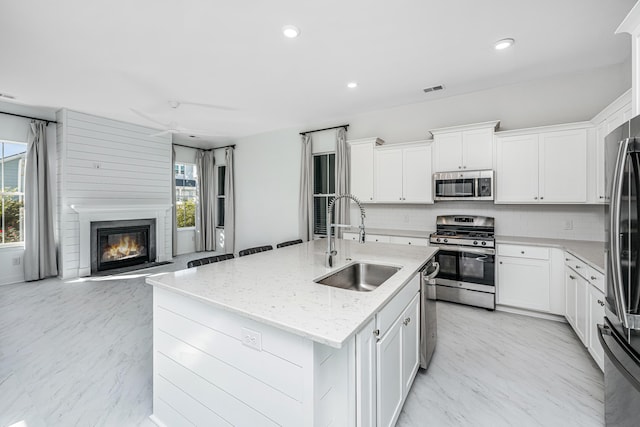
[1,256,604,427]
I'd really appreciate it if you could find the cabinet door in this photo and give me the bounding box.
[565,267,578,329]
[402,145,432,203]
[356,318,377,427]
[462,128,493,170]
[343,232,358,241]
[495,134,539,203]
[575,274,588,344]
[595,120,607,203]
[497,256,550,312]
[433,133,463,172]
[376,318,403,427]
[539,129,587,203]
[375,149,403,202]
[350,142,375,202]
[588,285,605,371]
[366,234,390,243]
[401,294,420,394]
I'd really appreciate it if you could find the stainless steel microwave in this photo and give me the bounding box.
[433,170,494,201]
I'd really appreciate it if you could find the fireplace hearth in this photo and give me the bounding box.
[91,219,156,274]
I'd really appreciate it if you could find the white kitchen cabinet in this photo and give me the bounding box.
[431,120,499,172]
[497,245,550,312]
[388,236,430,246]
[588,283,606,371]
[495,124,589,204]
[342,232,390,243]
[401,294,420,394]
[356,318,377,427]
[592,90,632,203]
[564,255,591,347]
[565,267,578,329]
[349,138,384,203]
[376,291,420,427]
[374,141,432,204]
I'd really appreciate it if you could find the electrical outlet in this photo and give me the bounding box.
[12,257,20,266]
[563,220,574,230]
[241,327,262,351]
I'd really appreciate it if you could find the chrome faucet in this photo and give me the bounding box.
[326,194,366,268]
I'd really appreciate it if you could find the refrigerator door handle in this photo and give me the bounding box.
[598,324,640,393]
[611,138,632,328]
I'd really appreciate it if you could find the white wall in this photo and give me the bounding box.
[56,110,172,278]
[231,64,628,246]
[0,102,57,285]
[233,129,300,252]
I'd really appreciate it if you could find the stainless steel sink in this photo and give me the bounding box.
[315,262,401,292]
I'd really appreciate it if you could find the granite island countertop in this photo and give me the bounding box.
[146,239,437,348]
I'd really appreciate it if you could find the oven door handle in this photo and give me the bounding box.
[473,255,489,262]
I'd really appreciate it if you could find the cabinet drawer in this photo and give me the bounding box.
[389,236,429,247]
[366,234,391,243]
[497,244,549,260]
[377,274,420,337]
[587,266,605,293]
[343,232,358,241]
[565,253,589,280]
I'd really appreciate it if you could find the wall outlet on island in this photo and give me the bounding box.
[563,220,574,230]
[241,327,262,351]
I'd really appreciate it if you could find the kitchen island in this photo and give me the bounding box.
[146,239,437,427]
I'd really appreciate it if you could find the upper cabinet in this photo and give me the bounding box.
[591,90,632,203]
[349,137,384,202]
[495,124,590,204]
[375,142,433,204]
[430,120,500,172]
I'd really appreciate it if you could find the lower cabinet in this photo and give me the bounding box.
[564,254,605,371]
[497,255,550,312]
[377,293,420,427]
[357,274,421,427]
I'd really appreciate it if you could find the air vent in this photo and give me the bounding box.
[0,93,15,99]
[423,85,445,93]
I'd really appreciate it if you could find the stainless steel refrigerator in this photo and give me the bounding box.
[601,115,640,426]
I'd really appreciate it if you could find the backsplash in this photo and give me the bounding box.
[350,202,605,241]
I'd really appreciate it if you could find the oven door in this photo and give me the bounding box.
[458,250,495,286]
[434,249,459,281]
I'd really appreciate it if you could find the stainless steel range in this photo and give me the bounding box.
[429,215,495,310]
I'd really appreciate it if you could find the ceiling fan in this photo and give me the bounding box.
[167,100,235,111]
[130,108,226,138]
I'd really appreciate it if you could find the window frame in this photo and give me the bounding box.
[216,165,226,229]
[174,162,198,230]
[312,151,336,237]
[0,141,27,247]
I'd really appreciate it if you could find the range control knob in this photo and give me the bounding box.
[481,241,487,246]
[473,241,478,245]
[436,238,441,243]
[444,238,448,243]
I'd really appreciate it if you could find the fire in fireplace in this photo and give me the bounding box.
[90,219,156,273]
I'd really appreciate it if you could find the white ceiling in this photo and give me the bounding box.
[0,0,636,146]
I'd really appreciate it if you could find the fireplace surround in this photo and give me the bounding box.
[90,219,156,273]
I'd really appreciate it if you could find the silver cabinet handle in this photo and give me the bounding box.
[403,317,411,326]
[575,265,581,269]
[565,258,570,261]
[463,165,467,169]
[521,251,525,254]
[540,196,544,200]
[569,275,576,280]
[598,299,605,306]
[373,329,380,337]
[458,166,462,169]
[534,196,538,200]
[599,196,604,199]
[591,276,597,280]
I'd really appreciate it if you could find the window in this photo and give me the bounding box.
[174,163,197,228]
[217,165,225,227]
[1,142,26,245]
[313,153,335,236]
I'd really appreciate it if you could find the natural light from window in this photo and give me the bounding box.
[1,141,27,245]
[174,162,197,228]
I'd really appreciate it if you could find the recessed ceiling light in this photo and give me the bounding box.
[494,38,515,50]
[282,25,300,38]
[347,82,358,89]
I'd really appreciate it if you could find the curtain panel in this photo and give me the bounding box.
[195,150,216,252]
[335,127,350,238]
[298,134,313,241]
[23,121,57,281]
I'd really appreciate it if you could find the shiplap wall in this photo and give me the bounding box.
[56,110,172,278]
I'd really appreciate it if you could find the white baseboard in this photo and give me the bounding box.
[496,305,567,323]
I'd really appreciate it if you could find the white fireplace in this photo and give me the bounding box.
[70,204,172,277]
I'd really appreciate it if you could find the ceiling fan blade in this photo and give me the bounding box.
[174,101,236,111]
[175,128,228,137]
[149,130,173,137]
[130,108,170,127]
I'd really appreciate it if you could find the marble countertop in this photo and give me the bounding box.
[495,235,605,272]
[146,239,438,348]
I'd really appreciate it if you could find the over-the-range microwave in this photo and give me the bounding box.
[433,170,494,201]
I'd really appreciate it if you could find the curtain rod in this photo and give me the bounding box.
[299,124,349,136]
[172,142,236,151]
[0,111,57,125]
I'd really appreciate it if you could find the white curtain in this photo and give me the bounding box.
[195,150,216,251]
[298,134,313,241]
[23,121,57,281]
[335,127,350,237]
[224,147,235,254]
[171,145,177,257]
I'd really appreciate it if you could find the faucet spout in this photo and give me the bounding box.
[326,194,367,268]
